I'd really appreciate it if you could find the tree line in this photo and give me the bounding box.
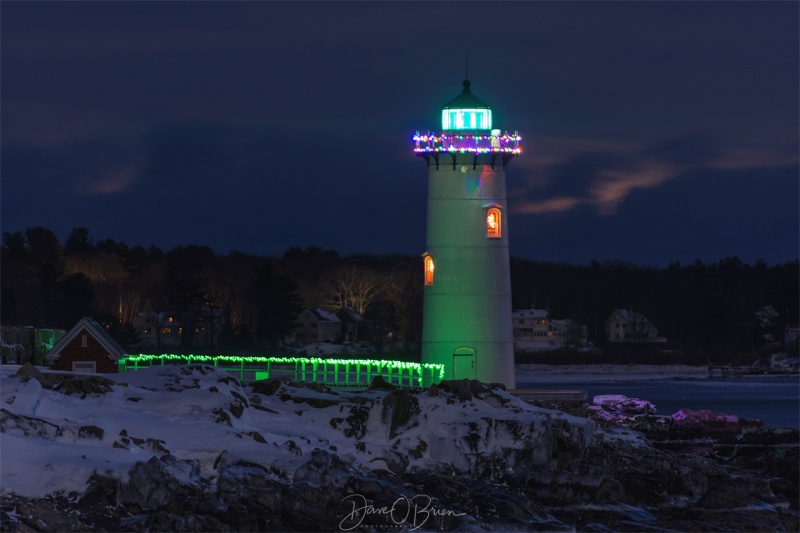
[2,226,797,363]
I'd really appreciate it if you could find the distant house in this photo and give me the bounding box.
[294,308,341,344]
[133,312,182,348]
[133,308,226,349]
[785,325,799,348]
[336,306,371,342]
[513,309,550,344]
[512,309,588,350]
[605,309,663,343]
[45,317,128,373]
[756,305,781,342]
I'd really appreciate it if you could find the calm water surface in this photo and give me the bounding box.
[516,376,800,429]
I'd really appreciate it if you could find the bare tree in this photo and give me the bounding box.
[319,263,384,315]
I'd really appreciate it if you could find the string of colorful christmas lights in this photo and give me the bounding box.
[412,133,521,142]
[413,132,521,155]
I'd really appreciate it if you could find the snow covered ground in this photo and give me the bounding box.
[0,364,591,500]
[2,363,797,532]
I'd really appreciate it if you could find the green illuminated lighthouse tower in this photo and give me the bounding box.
[413,80,520,388]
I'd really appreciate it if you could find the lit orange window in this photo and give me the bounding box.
[424,256,435,286]
[486,207,502,238]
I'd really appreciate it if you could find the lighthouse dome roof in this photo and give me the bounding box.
[442,80,491,110]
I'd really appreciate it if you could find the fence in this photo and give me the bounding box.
[118,354,445,389]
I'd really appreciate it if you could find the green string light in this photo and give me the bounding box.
[119,354,446,384]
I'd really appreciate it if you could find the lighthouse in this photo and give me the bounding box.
[414,79,521,388]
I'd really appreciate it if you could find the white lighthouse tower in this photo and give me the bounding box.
[414,79,521,388]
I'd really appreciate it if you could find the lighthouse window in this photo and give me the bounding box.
[476,110,489,129]
[424,256,435,286]
[486,208,502,238]
[442,109,493,131]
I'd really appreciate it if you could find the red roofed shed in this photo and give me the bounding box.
[45,317,128,373]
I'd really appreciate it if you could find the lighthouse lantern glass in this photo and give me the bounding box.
[442,109,492,131]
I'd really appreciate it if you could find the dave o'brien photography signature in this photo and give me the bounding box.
[339,493,466,531]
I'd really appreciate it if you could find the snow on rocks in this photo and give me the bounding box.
[587,394,656,424]
[0,364,597,499]
[1,363,797,532]
[671,408,762,433]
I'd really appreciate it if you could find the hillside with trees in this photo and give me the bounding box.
[2,226,797,364]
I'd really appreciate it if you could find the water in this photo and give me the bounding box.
[516,376,800,429]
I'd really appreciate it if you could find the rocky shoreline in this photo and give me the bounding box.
[1,365,798,531]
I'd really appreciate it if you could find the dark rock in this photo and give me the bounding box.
[78,425,103,440]
[292,395,341,408]
[117,456,202,514]
[282,450,355,531]
[13,363,52,389]
[409,438,428,459]
[329,403,371,438]
[369,375,396,390]
[383,449,409,474]
[245,431,267,444]
[436,379,486,401]
[281,439,302,455]
[79,473,119,508]
[52,375,115,397]
[382,388,420,436]
[249,377,288,396]
[0,410,62,439]
[139,511,232,532]
[293,448,351,488]
[211,408,231,426]
[595,477,625,502]
[227,401,244,419]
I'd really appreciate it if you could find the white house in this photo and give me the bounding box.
[512,309,588,350]
[605,309,663,343]
[294,308,341,344]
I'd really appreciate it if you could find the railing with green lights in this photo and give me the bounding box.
[413,132,521,155]
[117,354,445,389]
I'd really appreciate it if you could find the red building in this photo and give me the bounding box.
[45,317,128,373]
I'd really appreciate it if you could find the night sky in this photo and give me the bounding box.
[2,1,798,267]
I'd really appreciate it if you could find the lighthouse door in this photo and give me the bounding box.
[452,347,476,380]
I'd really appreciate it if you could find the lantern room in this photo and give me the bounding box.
[441,80,492,132]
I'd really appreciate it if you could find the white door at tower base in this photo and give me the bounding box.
[453,347,476,380]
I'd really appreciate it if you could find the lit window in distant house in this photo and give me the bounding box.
[81,334,87,348]
[424,256,435,286]
[486,207,502,238]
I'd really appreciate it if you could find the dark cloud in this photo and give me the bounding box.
[509,163,799,266]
